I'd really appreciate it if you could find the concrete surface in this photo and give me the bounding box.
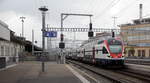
[0,61,82,83]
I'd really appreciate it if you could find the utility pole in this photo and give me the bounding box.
[20,16,25,63]
[20,16,26,37]
[73,30,76,48]
[112,16,117,37]
[112,16,117,28]
[39,6,48,72]
[32,29,34,56]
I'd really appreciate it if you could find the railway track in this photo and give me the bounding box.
[114,69,150,82]
[67,60,150,83]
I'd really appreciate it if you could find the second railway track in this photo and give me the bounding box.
[67,60,150,83]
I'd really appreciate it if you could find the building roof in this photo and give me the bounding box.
[0,37,9,41]
[10,31,26,45]
[95,32,111,37]
[0,20,9,30]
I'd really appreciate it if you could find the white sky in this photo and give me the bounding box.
[0,0,150,47]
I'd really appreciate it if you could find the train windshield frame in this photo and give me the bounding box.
[107,39,122,45]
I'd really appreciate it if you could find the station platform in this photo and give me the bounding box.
[0,61,88,83]
[125,58,150,61]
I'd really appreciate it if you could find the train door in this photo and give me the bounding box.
[102,46,109,58]
[95,45,103,58]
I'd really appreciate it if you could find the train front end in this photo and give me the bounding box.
[105,38,124,65]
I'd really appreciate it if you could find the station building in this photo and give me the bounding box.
[119,18,150,58]
[0,20,25,68]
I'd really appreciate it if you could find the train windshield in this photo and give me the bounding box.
[107,39,122,53]
[109,45,122,53]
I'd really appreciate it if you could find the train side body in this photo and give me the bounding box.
[67,32,125,67]
[79,37,125,66]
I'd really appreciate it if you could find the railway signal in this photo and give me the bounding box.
[112,30,115,38]
[88,17,94,38]
[59,34,65,49]
[59,42,65,49]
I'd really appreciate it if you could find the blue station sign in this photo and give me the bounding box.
[44,31,57,37]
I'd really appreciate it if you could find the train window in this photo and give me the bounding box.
[109,45,122,53]
[102,47,108,54]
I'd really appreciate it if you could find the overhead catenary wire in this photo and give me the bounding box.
[85,0,100,13]
[94,0,121,20]
[40,0,48,6]
[114,0,139,17]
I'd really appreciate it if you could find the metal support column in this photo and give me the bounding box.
[61,14,65,64]
[39,6,48,72]
[32,29,34,56]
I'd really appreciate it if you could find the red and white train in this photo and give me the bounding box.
[66,33,125,66]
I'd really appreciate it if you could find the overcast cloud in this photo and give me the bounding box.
[0,0,150,47]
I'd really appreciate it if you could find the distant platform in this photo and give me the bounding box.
[125,58,150,65]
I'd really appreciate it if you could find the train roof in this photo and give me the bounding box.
[80,32,112,46]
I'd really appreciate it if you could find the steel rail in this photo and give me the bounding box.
[67,60,150,83]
